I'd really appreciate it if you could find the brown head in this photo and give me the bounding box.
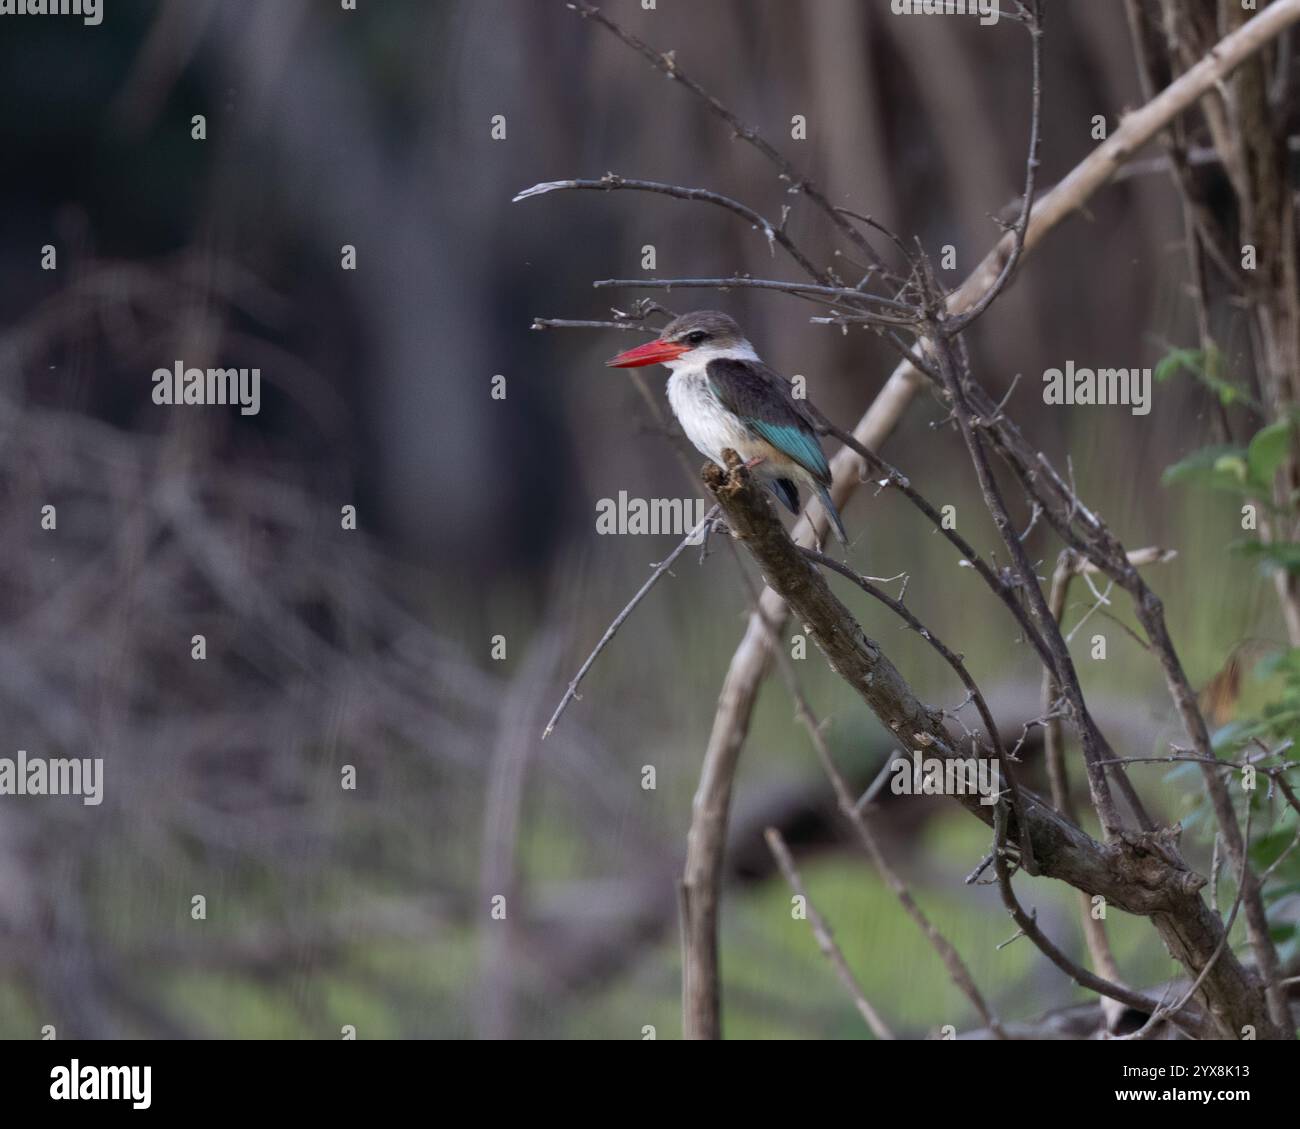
[604,310,752,368]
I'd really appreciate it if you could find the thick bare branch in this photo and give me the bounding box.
[685,9,1300,999]
[730,544,1006,1036]
[704,451,1285,1038]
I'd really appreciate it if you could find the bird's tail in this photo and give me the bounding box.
[816,486,849,546]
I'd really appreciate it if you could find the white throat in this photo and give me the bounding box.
[662,339,760,374]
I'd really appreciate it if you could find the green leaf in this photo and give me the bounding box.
[1209,720,1252,755]
[1231,540,1300,575]
[1165,761,1207,787]
[1268,921,1297,945]
[1247,420,1293,487]
[1153,343,1257,408]
[1154,347,1203,384]
[1264,879,1300,904]
[1162,444,1248,489]
[1249,827,1299,871]
[1214,454,1249,483]
[1255,648,1300,680]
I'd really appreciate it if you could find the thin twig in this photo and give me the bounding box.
[541,505,720,739]
[945,0,1043,335]
[567,0,893,272]
[763,828,896,1040]
[802,547,1036,876]
[591,276,920,318]
[514,174,824,280]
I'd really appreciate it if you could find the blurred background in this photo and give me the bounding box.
[0,0,1293,1039]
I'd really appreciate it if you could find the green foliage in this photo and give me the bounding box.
[1231,540,1300,574]
[1160,376,1300,955]
[1248,420,1294,486]
[1195,651,1300,962]
[1161,444,1251,493]
[1161,418,1294,504]
[1165,414,1298,557]
[1154,343,1256,409]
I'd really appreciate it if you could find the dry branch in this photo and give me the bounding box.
[684,0,1300,1040]
[764,828,895,1039]
[705,451,1284,1038]
[729,542,1006,1036]
[539,0,1300,1042]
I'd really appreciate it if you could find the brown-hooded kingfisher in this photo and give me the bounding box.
[605,310,848,544]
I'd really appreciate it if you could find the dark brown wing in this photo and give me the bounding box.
[705,357,832,486]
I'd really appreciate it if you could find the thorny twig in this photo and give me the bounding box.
[729,551,1006,1037]
[541,505,720,739]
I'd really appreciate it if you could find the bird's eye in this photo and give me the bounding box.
[686,331,709,346]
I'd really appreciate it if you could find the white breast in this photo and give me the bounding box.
[666,367,755,467]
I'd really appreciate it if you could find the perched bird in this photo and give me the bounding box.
[605,310,848,543]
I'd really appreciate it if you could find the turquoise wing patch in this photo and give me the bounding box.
[747,419,831,483]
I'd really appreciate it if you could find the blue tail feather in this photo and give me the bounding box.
[768,477,799,515]
[817,486,848,545]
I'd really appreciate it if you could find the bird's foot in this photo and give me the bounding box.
[741,455,767,470]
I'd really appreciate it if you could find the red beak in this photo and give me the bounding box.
[604,338,689,368]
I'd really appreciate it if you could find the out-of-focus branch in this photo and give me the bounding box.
[945,0,1042,336]
[514,175,825,281]
[763,828,895,1040]
[542,505,720,740]
[591,276,919,320]
[530,318,656,333]
[567,0,893,274]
